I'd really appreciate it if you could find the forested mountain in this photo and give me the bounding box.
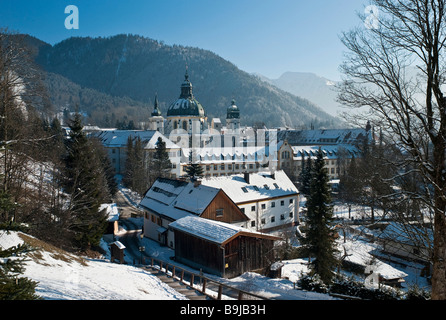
[29,34,339,129]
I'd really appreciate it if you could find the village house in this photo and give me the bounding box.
[170,215,281,278]
[201,170,300,233]
[138,177,249,248]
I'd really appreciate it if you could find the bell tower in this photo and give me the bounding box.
[148,94,164,133]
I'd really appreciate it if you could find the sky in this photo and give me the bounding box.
[0,0,369,80]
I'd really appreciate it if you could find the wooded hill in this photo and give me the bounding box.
[26,33,339,129]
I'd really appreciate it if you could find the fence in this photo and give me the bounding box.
[143,257,268,300]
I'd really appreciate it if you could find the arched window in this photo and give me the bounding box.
[182,120,188,131]
[173,121,178,130]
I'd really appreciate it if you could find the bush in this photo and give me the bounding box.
[298,274,402,300]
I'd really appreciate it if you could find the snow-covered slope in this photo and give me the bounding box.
[0,230,186,300]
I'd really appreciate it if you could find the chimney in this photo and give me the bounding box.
[194,179,202,188]
[244,172,250,184]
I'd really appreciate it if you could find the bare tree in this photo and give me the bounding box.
[338,0,446,299]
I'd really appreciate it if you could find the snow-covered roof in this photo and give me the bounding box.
[169,216,280,245]
[289,144,360,160]
[201,170,298,204]
[91,130,180,149]
[278,128,371,146]
[139,178,221,219]
[181,145,270,164]
[110,241,126,249]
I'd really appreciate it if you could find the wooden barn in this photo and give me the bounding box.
[169,216,281,278]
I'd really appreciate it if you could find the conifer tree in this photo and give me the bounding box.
[64,113,109,251]
[0,223,40,300]
[150,137,172,179]
[300,156,313,195]
[184,149,203,181]
[302,148,338,284]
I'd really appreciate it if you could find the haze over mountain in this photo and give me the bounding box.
[26,33,341,129]
[257,72,344,117]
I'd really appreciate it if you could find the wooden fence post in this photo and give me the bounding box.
[217,284,223,300]
[202,279,207,293]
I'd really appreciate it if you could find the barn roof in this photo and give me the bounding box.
[169,216,281,245]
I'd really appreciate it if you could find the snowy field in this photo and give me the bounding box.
[0,230,187,300]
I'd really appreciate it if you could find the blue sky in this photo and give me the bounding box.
[0,0,368,80]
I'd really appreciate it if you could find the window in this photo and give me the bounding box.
[206,165,210,171]
[253,186,259,191]
[289,199,294,204]
[261,203,266,209]
[289,212,293,218]
[216,209,224,217]
[281,200,285,206]
[214,165,218,170]
[280,214,285,220]
[221,164,225,170]
[264,184,270,190]
[228,164,232,170]
[271,216,275,223]
[251,206,256,212]
[271,202,275,208]
[261,218,266,224]
[273,183,279,189]
[251,221,256,227]
[241,208,245,214]
[241,187,248,193]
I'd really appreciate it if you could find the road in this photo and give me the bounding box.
[113,190,147,264]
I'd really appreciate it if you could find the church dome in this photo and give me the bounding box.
[167,70,205,117]
[226,99,240,119]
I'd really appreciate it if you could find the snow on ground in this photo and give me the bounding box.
[0,230,186,300]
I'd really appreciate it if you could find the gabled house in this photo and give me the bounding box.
[201,170,300,233]
[139,178,249,248]
[170,216,281,278]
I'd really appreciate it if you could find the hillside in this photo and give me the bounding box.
[32,34,338,128]
[0,230,186,300]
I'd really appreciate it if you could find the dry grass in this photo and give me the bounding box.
[18,233,88,266]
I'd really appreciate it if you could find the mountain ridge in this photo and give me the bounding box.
[25,33,340,128]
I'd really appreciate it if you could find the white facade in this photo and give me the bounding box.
[201,170,299,233]
[278,141,360,180]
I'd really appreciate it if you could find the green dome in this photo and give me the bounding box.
[226,99,240,119]
[167,70,205,117]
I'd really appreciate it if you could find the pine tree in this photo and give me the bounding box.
[64,113,109,251]
[184,149,204,181]
[302,148,338,285]
[0,223,40,300]
[150,137,172,179]
[300,156,313,195]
